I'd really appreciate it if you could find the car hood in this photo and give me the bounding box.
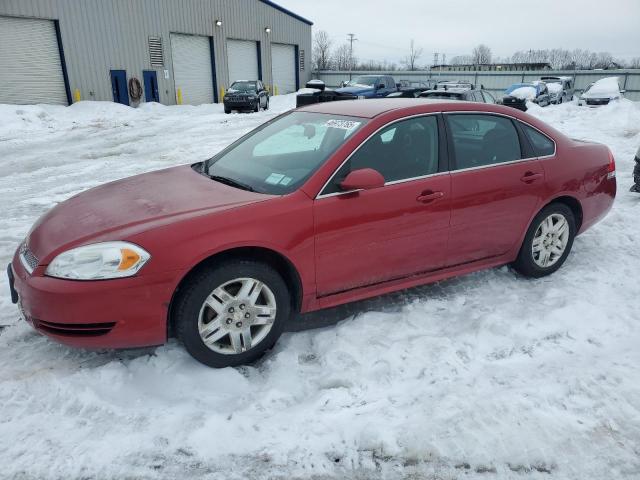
[581,91,617,99]
[26,165,270,262]
[335,86,373,95]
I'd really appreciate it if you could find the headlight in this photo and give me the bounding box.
[45,242,150,280]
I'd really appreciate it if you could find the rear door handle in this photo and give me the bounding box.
[416,191,444,203]
[520,172,543,183]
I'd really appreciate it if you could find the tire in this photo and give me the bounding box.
[254,102,260,113]
[224,108,231,114]
[512,203,576,278]
[174,259,291,368]
[264,98,269,110]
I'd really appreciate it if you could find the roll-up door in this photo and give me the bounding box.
[170,33,214,105]
[271,44,296,94]
[227,39,259,84]
[0,16,68,105]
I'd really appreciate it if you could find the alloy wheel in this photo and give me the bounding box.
[531,213,570,268]
[198,277,277,354]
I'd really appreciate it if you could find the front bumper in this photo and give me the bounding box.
[9,254,180,349]
[224,98,258,110]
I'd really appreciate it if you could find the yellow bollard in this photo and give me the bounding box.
[220,87,225,102]
[73,89,81,102]
[274,85,278,96]
[176,88,183,105]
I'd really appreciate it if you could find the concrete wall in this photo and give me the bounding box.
[0,0,312,105]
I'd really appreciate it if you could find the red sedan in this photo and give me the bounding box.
[8,99,616,367]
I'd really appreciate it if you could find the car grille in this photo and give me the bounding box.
[33,319,116,337]
[20,244,39,274]
[586,98,610,106]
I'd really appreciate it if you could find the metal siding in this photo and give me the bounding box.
[170,33,214,104]
[0,15,68,105]
[0,0,312,105]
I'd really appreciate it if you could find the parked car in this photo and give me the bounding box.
[418,86,496,103]
[631,145,640,193]
[8,99,616,368]
[540,76,574,104]
[501,81,551,111]
[578,77,625,106]
[387,80,437,98]
[223,80,269,114]
[296,80,357,108]
[335,75,398,98]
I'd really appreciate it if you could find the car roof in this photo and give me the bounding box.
[298,98,506,118]
[423,88,468,94]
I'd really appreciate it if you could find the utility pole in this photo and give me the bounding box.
[442,53,446,66]
[433,52,439,76]
[347,33,357,80]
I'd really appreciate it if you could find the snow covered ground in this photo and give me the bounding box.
[1,95,639,480]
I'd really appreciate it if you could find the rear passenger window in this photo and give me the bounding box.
[521,123,555,156]
[482,91,496,103]
[446,114,521,170]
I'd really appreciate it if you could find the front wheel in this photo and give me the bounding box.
[264,98,269,110]
[512,203,576,278]
[174,260,291,367]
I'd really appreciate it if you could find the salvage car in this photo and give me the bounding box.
[631,145,640,193]
[223,80,269,114]
[418,85,496,103]
[541,76,574,104]
[336,75,398,98]
[578,77,625,106]
[387,80,437,98]
[501,82,551,111]
[8,99,616,367]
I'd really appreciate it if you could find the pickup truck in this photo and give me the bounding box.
[335,74,398,98]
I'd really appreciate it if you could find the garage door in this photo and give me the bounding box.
[0,16,68,105]
[227,39,259,85]
[170,33,214,105]
[271,44,296,94]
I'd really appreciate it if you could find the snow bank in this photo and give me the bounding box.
[1,96,640,479]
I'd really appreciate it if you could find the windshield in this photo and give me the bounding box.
[345,76,379,87]
[205,112,366,194]
[505,83,534,94]
[229,81,257,92]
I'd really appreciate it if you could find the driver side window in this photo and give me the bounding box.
[321,115,440,195]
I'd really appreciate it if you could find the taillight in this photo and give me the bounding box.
[607,148,616,179]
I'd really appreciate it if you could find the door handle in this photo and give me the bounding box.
[520,172,543,183]
[416,191,444,203]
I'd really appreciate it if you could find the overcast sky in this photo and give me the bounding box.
[275,0,640,65]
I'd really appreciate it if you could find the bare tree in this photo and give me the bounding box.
[402,39,423,71]
[450,55,473,65]
[332,43,355,71]
[312,30,333,71]
[629,57,640,69]
[472,44,492,65]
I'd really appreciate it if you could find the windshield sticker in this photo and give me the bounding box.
[280,176,293,186]
[265,173,285,185]
[324,119,361,131]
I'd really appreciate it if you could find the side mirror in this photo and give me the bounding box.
[339,168,385,191]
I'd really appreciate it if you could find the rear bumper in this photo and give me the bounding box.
[9,253,180,349]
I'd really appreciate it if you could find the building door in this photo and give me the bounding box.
[227,39,259,85]
[0,15,68,105]
[170,33,214,105]
[110,70,129,105]
[143,70,159,102]
[271,44,296,94]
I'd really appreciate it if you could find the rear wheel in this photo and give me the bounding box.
[224,108,231,114]
[513,203,576,278]
[174,260,290,367]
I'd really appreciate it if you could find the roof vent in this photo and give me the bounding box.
[148,36,164,67]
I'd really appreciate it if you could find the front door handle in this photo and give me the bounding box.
[416,191,444,203]
[520,172,543,183]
